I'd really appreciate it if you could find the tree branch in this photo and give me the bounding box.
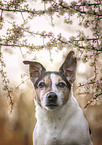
[84,92,102,108]
[0,42,44,49]
[59,2,102,16]
[0,7,45,15]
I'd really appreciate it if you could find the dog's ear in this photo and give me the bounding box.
[23,61,46,83]
[59,51,77,84]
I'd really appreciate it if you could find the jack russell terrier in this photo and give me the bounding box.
[23,51,93,145]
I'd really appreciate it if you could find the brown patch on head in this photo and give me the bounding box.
[35,75,52,105]
[62,86,70,104]
[50,73,70,105]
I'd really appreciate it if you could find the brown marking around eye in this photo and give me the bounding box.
[35,75,53,103]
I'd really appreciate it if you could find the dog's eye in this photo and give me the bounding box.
[57,82,66,88]
[39,82,46,88]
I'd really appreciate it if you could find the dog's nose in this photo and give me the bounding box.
[47,92,57,101]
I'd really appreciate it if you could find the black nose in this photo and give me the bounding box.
[47,92,57,101]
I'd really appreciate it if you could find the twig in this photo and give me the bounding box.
[84,93,102,108]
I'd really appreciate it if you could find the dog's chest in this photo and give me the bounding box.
[34,116,79,145]
[36,124,67,145]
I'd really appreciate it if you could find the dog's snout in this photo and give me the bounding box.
[47,92,57,101]
[46,92,58,110]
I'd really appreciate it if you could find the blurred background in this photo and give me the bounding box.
[0,0,102,145]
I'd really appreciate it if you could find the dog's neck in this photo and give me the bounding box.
[35,92,78,127]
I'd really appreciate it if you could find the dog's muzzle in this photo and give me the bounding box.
[45,92,58,110]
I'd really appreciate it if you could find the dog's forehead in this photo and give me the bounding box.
[34,72,64,88]
[49,73,62,82]
[34,71,71,89]
[40,72,63,82]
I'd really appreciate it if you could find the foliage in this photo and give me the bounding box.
[0,0,102,109]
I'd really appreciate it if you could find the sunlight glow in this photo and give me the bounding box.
[78,62,86,74]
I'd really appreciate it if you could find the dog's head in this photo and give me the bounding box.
[23,51,77,110]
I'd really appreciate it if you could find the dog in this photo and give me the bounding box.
[23,51,93,145]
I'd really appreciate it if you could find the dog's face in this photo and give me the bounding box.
[33,72,71,110]
[23,51,77,110]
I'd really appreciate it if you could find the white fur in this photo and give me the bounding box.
[50,73,63,106]
[33,92,93,145]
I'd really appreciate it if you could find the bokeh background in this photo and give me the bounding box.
[0,0,102,145]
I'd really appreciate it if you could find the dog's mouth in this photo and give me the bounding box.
[46,103,59,110]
